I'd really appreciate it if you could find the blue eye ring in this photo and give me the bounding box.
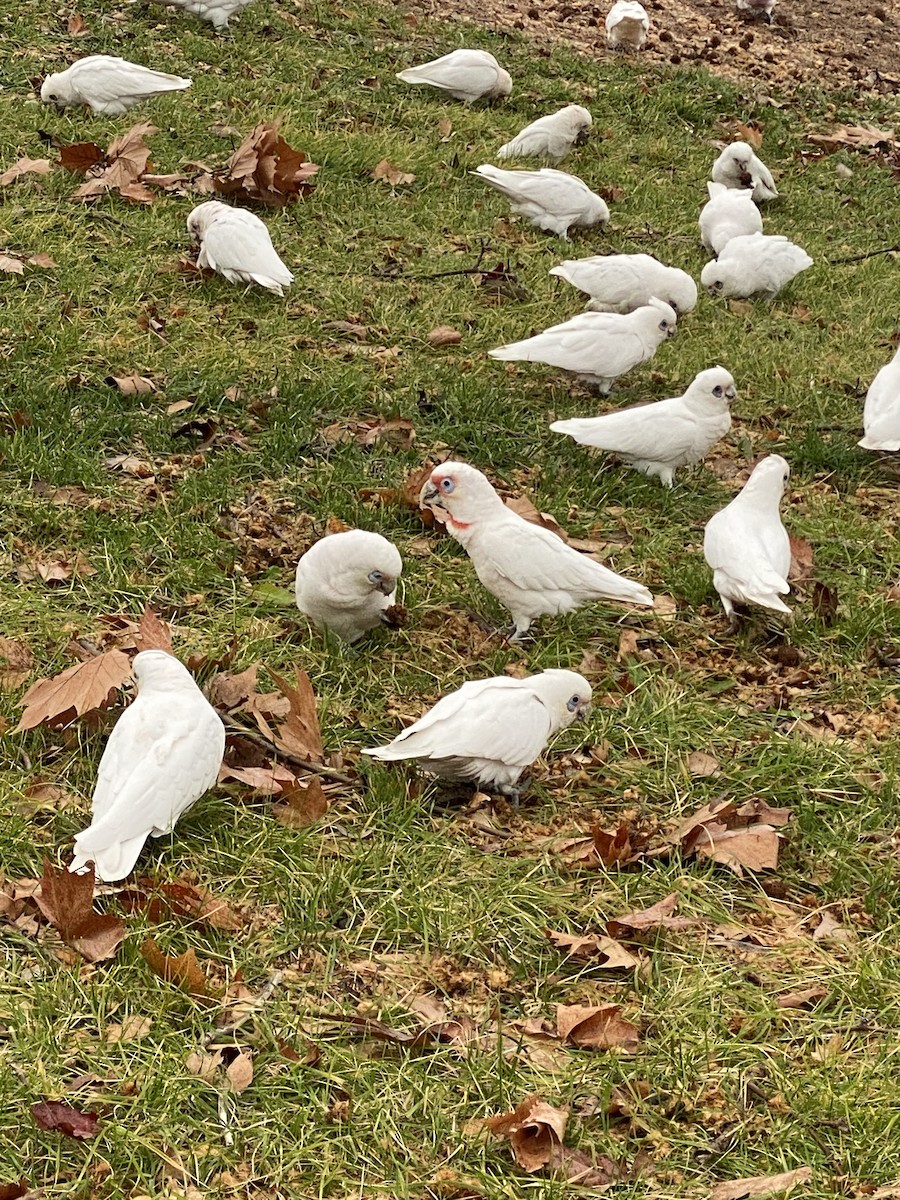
[440,478,455,493]
[368,570,384,584]
[566,695,582,712]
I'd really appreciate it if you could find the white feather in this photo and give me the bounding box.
[474,165,608,239]
[187,201,294,296]
[40,55,190,115]
[69,651,225,882]
[701,232,812,300]
[551,366,735,487]
[859,346,900,451]
[156,0,255,28]
[711,141,778,202]
[703,455,792,620]
[396,49,511,102]
[497,105,592,163]
[551,253,697,313]
[605,0,650,49]
[699,182,763,255]
[295,529,403,643]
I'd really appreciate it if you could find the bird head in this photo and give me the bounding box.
[186,201,229,241]
[419,461,501,529]
[645,297,678,338]
[560,104,593,144]
[40,72,70,110]
[723,141,754,187]
[686,366,736,409]
[493,69,513,98]
[664,272,698,315]
[532,669,593,730]
[132,649,193,691]
[699,259,729,297]
[743,454,790,503]
[347,532,402,596]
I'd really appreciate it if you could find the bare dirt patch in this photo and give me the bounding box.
[413,0,899,97]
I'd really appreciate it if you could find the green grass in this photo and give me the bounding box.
[1,0,900,1195]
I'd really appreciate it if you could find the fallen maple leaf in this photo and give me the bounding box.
[486,1096,568,1172]
[214,118,318,206]
[0,1181,30,1200]
[673,799,791,878]
[141,937,217,998]
[555,1003,640,1050]
[606,893,696,941]
[135,606,173,653]
[0,157,51,187]
[120,877,244,932]
[271,775,328,828]
[0,637,34,688]
[372,158,416,186]
[67,12,89,33]
[710,1167,813,1200]
[209,664,259,709]
[69,123,158,204]
[267,667,324,762]
[31,1099,100,1140]
[558,821,646,870]
[546,930,638,969]
[734,121,764,148]
[35,859,126,963]
[58,141,104,174]
[15,648,132,731]
[808,123,897,153]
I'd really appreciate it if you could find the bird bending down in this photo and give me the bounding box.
[551,366,735,487]
[395,49,512,102]
[156,0,256,30]
[605,0,650,49]
[859,345,900,451]
[187,201,294,296]
[295,529,403,643]
[703,455,792,625]
[40,55,191,114]
[701,233,811,300]
[711,141,778,202]
[699,183,763,255]
[69,651,225,882]
[489,297,676,392]
[363,669,592,800]
[474,165,609,240]
[551,253,697,314]
[497,105,592,163]
[419,460,653,639]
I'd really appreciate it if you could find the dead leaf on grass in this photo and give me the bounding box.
[0,157,51,187]
[555,1004,640,1050]
[226,1050,254,1092]
[141,937,218,999]
[267,667,324,762]
[372,158,416,186]
[776,987,828,1010]
[485,1095,568,1172]
[69,123,158,204]
[105,1015,152,1043]
[31,1098,100,1139]
[209,664,259,709]
[35,859,126,963]
[0,637,34,689]
[213,118,318,206]
[427,325,462,347]
[546,930,638,969]
[58,141,104,173]
[271,775,329,828]
[788,535,814,584]
[135,606,173,653]
[547,1144,620,1187]
[15,648,132,731]
[108,373,158,396]
[735,121,764,148]
[557,821,647,870]
[710,1166,813,1200]
[606,892,696,941]
[808,124,897,153]
[673,798,791,877]
[687,750,721,777]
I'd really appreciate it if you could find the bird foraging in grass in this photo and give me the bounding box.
[187,201,294,296]
[473,165,609,240]
[395,48,512,102]
[295,529,403,644]
[497,104,593,163]
[40,55,191,114]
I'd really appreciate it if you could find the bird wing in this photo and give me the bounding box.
[398,53,493,95]
[552,396,702,458]
[201,214,291,284]
[368,679,551,767]
[492,312,645,374]
[479,168,594,222]
[78,58,190,101]
[704,509,790,596]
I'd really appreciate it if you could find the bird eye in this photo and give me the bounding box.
[713,385,723,397]
[368,570,383,584]
[658,321,668,331]
[440,478,455,493]
[49,93,57,101]
[783,473,789,483]
[566,695,582,712]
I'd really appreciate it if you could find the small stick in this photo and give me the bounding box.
[829,245,900,265]
[223,717,355,785]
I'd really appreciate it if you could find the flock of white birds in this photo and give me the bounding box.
[31,7,899,882]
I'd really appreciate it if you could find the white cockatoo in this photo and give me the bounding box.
[497,105,592,163]
[737,0,776,22]
[69,651,225,883]
[605,0,650,49]
[156,0,255,29]
[395,48,511,102]
[711,141,778,202]
[41,55,191,115]
[295,529,403,643]
[551,253,697,314]
[703,455,792,623]
[489,298,677,392]
[473,165,609,239]
[551,366,735,487]
[363,669,592,799]
[419,461,653,639]
[859,345,900,451]
[699,182,763,255]
[701,233,812,300]
[187,201,293,296]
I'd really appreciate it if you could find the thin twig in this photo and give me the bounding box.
[212,969,284,1038]
[411,239,490,280]
[223,717,355,784]
[829,245,900,264]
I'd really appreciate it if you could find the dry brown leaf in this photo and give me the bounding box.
[0,157,51,187]
[105,1015,152,1043]
[808,123,897,153]
[0,254,25,275]
[788,535,814,584]
[141,938,217,999]
[186,1048,223,1081]
[559,821,646,870]
[485,1095,568,1172]
[136,606,173,653]
[735,121,764,148]
[555,1004,640,1050]
[437,118,453,140]
[31,1099,100,1140]
[213,118,318,206]
[776,987,828,1010]
[109,374,157,396]
[34,859,126,963]
[687,750,720,777]
[119,877,245,933]
[547,1144,620,1187]
[226,1050,254,1092]
[58,141,104,174]
[70,123,158,203]
[67,12,89,33]
[209,664,259,709]
[546,930,639,969]
[271,775,328,829]
[372,158,416,186]
[607,893,696,941]
[673,798,790,877]
[267,667,324,762]
[710,1166,813,1200]
[15,649,132,731]
[427,325,462,347]
[0,637,34,689]
[218,761,297,795]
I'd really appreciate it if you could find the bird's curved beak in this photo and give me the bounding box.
[666,326,677,339]
[420,481,439,506]
[376,576,394,596]
[575,129,591,147]
[575,701,592,722]
[725,386,736,400]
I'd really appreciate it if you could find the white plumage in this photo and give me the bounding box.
[859,345,900,451]
[551,253,697,314]
[295,529,403,643]
[157,0,255,29]
[605,0,650,49]
[699,182,763,255]
[395,49,512,102]
[497,105,592,163]
[187,201,294,296]
[473,165,608,239]
[40,55,191,115]
[703,455,792,623]
[711,141,778,202]
[69,651,225,883]
[419,461,653,639]
[363,669,592,797]
[737,0,776,21]
[701,232,812,300]
[550,366,735,487]
[489,297,677,392]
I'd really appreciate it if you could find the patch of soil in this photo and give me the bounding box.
[413,0,899,98]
